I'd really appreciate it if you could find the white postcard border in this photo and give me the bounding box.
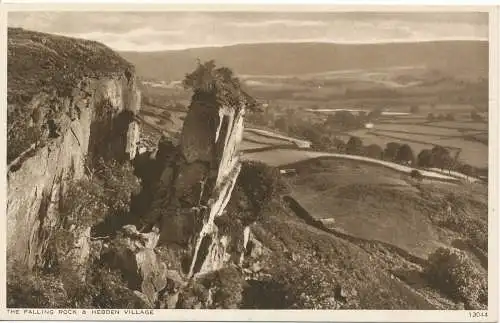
[0,3,498,322]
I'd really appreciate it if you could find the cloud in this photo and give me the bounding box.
[68,28,184,46]
[8,11,488,51]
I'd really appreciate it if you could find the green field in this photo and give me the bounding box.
[343,119,488,168]
[374,123,468,136]
[286,159,487,259]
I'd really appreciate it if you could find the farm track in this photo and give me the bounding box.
[242,148,464,182]
[246,128,312,148]
[241,145,293,154]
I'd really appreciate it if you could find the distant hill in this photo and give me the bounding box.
[120,41,488,81]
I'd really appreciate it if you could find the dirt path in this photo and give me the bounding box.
[242,148,465,182]
[246,128,312,148]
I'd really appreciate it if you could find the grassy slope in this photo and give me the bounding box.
[285,159,487,259]
[249,201,456,309]
[244,157,487,309]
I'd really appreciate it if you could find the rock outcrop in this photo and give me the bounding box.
[102,225,168,306]
[7,28,141,270]
[145,98,246,278]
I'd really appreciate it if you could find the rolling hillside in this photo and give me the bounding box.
[120,41,488,82]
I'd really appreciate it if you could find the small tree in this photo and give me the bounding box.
[368,107,383,120]
[332,137,346,152]
[383,142,402,161]
[427,113,435,121]
[431,146,453,171]
[445,113,455,121]
[395,144,415,165]
[459,163,474,178]
[274,117,288,133]
[471,111,483,122]
[410,169,423,181]
[317,135,333,151]
[410,105,420,114]
[346,136,363,155]
[301,127,322,147]
[364,144,383,159]
[325,111,359,129]
[417,149,434,168]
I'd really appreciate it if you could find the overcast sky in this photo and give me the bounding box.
[8,11,488,51]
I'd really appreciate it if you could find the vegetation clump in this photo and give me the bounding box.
[7,262,68,308]
[237,161,284,219]
[425,247,487,309]
[8,28,133,106]
[89,267,150,308]
[199,267,247,309]
[61,158,140,228]
[182,60,257,110]
[410,169,423,180]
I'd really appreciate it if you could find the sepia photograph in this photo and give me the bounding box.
[2,6,495,319]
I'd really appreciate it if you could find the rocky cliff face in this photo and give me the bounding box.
[8,30,257,309]
[7,28,141,271]
[179,100,246,277]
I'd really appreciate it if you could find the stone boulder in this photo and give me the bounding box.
[104,225,167,305]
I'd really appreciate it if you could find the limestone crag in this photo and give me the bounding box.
[7,73,141,271]
[145,96,246,278]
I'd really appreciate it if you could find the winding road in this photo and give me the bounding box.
[240,129,481,184]
[136,109,480,184]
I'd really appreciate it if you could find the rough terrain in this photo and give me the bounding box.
[7,28,488,310]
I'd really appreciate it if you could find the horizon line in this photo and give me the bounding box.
[115,38,489,52]
[8,27,488,52]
